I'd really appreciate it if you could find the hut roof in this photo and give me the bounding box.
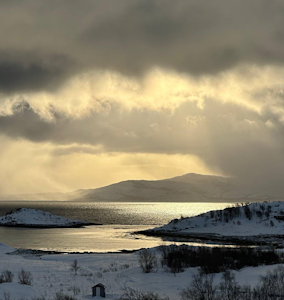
[92,283,106,288]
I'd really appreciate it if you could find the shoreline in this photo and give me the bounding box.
[6,229,284,257]
[8,247,140,256]
[136,230,284,247]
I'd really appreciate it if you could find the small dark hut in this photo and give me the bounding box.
[92,283,106,298]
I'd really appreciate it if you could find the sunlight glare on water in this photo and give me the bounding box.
[0,202,233,252]
[0,202,231,225]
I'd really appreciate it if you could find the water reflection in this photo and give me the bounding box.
[0,225,237,253]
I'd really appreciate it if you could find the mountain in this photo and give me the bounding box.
[77,173,274,202]
[0,173,278,202]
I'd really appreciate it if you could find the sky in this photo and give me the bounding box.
[1,0,284,194]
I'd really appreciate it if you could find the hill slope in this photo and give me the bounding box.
[0,173,277,202]
[147,201,284,237]
[77,173,273,202]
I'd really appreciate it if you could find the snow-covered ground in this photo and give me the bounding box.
[0,242,281,300]
[148,201,284,237]
[0,208,95,228]
[2,202,284,299]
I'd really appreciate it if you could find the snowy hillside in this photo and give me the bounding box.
[147,201,284,237]
[0,208,97,228]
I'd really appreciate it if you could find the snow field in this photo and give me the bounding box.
[0,242,282,300]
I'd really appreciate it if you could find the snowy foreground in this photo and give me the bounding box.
[0,208,97,228]
[146,201,284,239]
[0,242,282,300]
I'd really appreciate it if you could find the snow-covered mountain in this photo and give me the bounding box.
[147,201,284,237]
[0,208,97,228]
[0,173,279,202]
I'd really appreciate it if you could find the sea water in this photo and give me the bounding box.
[0,201,231,252]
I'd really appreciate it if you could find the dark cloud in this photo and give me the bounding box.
[59,0,284,75]
[80,0,242,75]
[0,0,284,91]
[0,49,74,92]
[0,99,277,148]
[0,105,54,141]
[0,60,68,93]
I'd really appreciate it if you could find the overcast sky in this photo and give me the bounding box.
[1,0,284,194]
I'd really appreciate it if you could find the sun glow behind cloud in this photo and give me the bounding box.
[0,135,213,194]
[2,64,284,193]
[0,65,277,120]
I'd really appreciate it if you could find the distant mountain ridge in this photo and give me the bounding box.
[0,173,279,202]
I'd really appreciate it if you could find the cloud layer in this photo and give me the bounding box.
[1,0,284,91]
[1,1,284,194]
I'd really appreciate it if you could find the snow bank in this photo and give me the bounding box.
[0,208,96,228]
[0,243,15,254]
[0,283,39,299]
[0,239,281,300]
